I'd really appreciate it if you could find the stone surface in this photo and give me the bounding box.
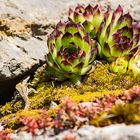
[9,124,140,140]
[76,124,140,140]
[0,0,92,23]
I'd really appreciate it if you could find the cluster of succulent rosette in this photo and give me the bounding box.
[46,4,140,83]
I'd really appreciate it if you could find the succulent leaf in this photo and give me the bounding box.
[128,46,140,76]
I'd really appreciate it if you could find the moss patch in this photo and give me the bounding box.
[1,64,140,123]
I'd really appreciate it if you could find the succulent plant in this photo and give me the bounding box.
[68,4,103,38]
[110,45,140,75]
[128,46,140,76]
[98,5,140,62]
[110,56,129,74]
[46,21,97,83]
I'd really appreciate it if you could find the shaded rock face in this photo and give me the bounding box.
[0,0,92,23]
[0,0,140,103]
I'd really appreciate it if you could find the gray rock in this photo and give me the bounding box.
[0,37,46,79]
[0,0,92,23]
[11,131,33,140]
[9,124,140,140]
[77,124,140,140]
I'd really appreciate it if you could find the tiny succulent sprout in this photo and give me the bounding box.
[98,5,140,62]
[68,4,103,38]
[128,46,140,76]
[46,21,98,83]
[110,56,129,74]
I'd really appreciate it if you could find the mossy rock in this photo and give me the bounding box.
[1,64,140,123]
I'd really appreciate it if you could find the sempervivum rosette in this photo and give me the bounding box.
[110,23,140,74]
[68,4,103,38]
[45,21,98,83]
[98,5,140,62]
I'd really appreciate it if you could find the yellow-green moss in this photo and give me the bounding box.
[90,101,140,126]
[0,84,53,116]
[84,64,140,90]
[1,64,140,123]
